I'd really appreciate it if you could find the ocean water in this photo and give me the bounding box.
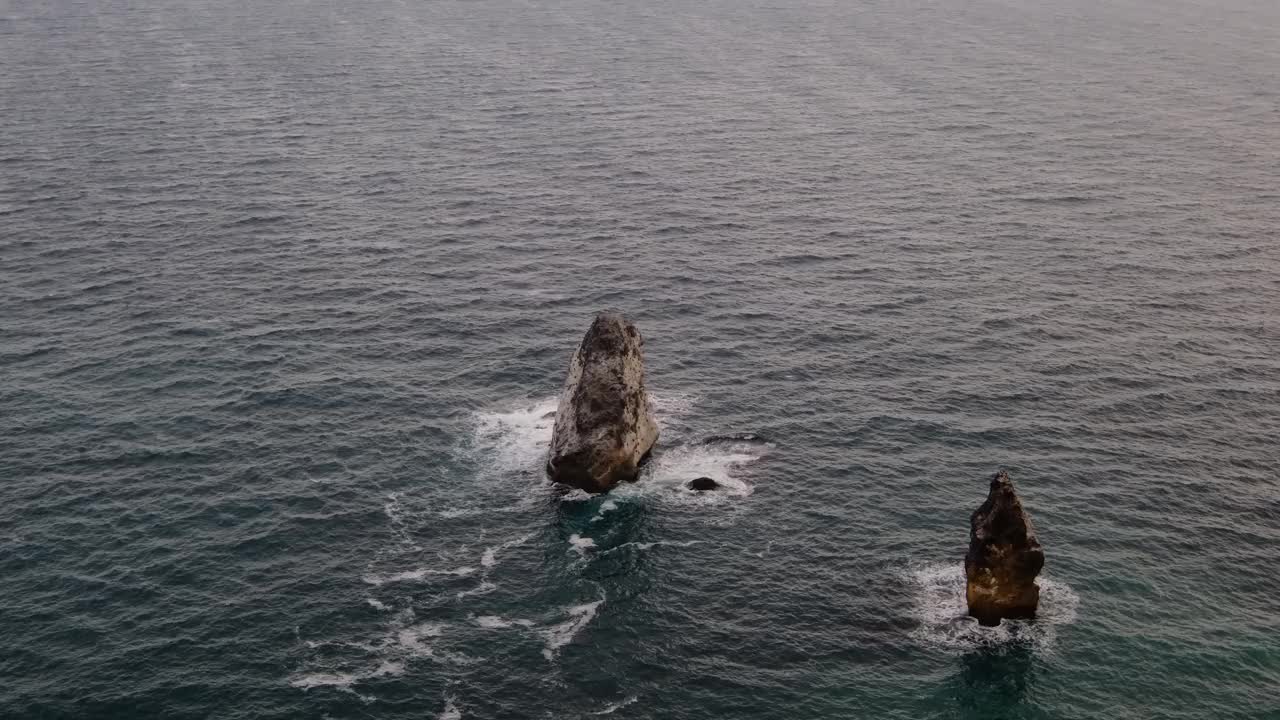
[2,0,1278,717]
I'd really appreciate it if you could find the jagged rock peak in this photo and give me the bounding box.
[545,313,659,494]
[964,470,1045,626]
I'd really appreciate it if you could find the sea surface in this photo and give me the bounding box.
[2,0,1279,717]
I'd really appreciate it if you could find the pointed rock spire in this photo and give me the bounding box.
[545,313,659,493]
[965,470,1045,626]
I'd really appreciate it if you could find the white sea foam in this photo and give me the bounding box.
[291,609,470,690]
[610,439,768,505]
[472,614,535,629]
[396,623,445,655]
[367,530,535,595]
[540,599,605,660]
[438,694,463,720]
[288,657,404,692]
[481,531,537,568]
[372,659,405,677]
[290,671,360,690]
[568,533,597,554]
[597,539,702,555]
[390,619,473,665]
[559,439,766,510]
[592,696,638,715]
[383,493,420,549]
[906,563,1080,654]
[472,396,559,471]
[456,580,497,599]
[590,499,619,523]
[446,531,540,597]
[366,598,390,611]
[362,565,476,586]
[558,488,596,502]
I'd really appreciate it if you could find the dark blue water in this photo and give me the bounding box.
[3,0,1279,717]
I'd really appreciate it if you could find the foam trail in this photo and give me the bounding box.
[540,599,605,660]
[481,531,537,568]
[593,696,638,715]
[438,695,463,720]
[289,658,404,691]
[906,563,1080,654]
[363,566,476,586]
[596,539,702,555]
[290,609,471,691]
[472,614,534,629]
[393,621,473,665]
[456,580,497,599]
[396,623,444,656]
[454,530,539,598]
[290,672,360,690]
[568,533,597,555]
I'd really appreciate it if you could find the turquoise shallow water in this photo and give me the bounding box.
[3,0,1280,717]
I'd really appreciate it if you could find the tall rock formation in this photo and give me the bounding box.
[965,471,1045,626]
[545,313,659,493]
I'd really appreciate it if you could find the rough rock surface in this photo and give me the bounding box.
[687,477,719,491]
[965,470,1045,626]
[546,313,659,493]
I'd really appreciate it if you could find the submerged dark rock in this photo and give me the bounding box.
[687,477,719,491]
[965,470,1044,626]
[701,433,768,445]
[546,312,659,493]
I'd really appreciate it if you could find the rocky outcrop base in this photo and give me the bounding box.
[686,477,719,491]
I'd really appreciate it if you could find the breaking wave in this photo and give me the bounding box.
[471,397,559,473]
[633,437,767,500]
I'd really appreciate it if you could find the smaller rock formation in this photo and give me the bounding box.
[965,470,1044,626]
[546,313,659,493]
[702,433,767,445]
[687,477,719,491]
